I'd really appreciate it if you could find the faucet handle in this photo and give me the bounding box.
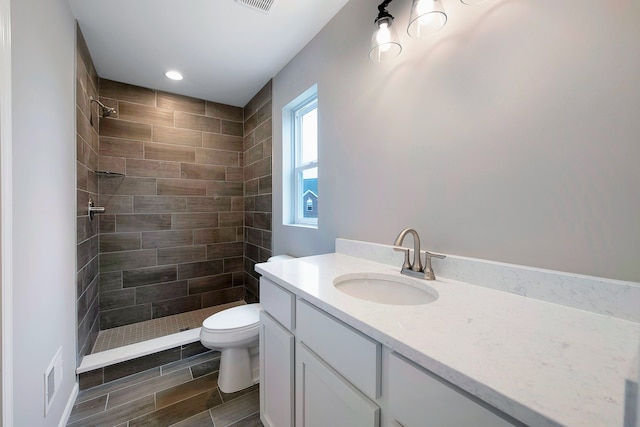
[393,247,412,270]
[423,251,446,280]
[425,251,445,260]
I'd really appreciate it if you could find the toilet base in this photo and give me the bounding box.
[218,347,259,394]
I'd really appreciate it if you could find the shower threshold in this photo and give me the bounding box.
[77,301,245,375]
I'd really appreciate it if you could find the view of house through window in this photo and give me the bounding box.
[297,101,317,222]
[284,85,318,227]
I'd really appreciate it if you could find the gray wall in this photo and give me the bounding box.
[273,0,640,282]
[11,0,77,424]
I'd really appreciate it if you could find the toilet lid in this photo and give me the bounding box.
[202,303,261,332]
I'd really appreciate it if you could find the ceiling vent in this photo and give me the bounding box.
[235,0,276,13]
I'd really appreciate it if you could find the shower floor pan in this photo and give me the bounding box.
[78,301,245,374]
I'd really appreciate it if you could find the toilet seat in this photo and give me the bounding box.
[200,303,262,349]
[202,303,261,333]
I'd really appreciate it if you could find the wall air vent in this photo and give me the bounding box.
[235,0,276,13]
[44,347,63,416]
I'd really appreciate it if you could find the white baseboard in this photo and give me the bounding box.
[58,383,78,427]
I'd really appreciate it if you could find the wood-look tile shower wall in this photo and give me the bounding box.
[96,80,247,330]
[76,26,101,361]
[242,82,273,301]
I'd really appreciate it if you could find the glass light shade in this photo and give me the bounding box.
[369,17,402,62]
[461,0,486,4]
[407,0,447,38]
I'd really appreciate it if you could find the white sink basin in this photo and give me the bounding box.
[333,273,438,305]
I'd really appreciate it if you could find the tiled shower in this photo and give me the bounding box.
[75,25,272,363]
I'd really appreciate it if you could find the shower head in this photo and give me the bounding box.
[89,96,117,118]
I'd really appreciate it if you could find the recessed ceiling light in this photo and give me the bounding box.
[164,70,183,81]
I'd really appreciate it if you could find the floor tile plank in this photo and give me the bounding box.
[107,367,193,409]
[129,389,222,427]
[76,367,161,404]
[169,410,215,427]
[209,389,259,427]
[67,394,155,427]
[68,394,108,424]
[219,384,258,403]
[228,412,263,427]
[156,372,219,409]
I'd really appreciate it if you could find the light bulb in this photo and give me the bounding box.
[376,22,392,52]
[369,16,402,62]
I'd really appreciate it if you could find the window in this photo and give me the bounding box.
[283,85,318,227]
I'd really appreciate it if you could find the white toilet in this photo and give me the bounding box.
[200,303,262,393]
[200,254,295,393]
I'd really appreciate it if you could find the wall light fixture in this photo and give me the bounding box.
[369,1,402,62]
[370,0,486,62]
[408,0,447,38]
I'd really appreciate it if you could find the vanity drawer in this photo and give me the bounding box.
[386,352,516,427]
[296,299,380,399]
[260,277,295,331]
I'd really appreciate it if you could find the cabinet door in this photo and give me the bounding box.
[260,311,294,427]
[386,352,517,427]
[297,299,380,399]
[296,342,380,427]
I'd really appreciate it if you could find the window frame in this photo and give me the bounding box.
[282,84,319,228]
[293,96,318,226]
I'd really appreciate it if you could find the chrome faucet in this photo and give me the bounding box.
[393,228,446,280]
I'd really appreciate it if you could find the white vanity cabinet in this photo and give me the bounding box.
[259,278,295,427]
[259,277,519,427]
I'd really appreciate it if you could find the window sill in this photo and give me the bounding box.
[284,223,318,230]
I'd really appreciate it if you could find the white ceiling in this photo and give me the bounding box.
[67,0,350,107]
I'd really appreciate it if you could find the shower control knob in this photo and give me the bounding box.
[88,199,106,220]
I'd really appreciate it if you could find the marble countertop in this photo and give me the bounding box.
[255,253,640,427]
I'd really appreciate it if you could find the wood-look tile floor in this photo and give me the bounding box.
[68,350,263,427]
